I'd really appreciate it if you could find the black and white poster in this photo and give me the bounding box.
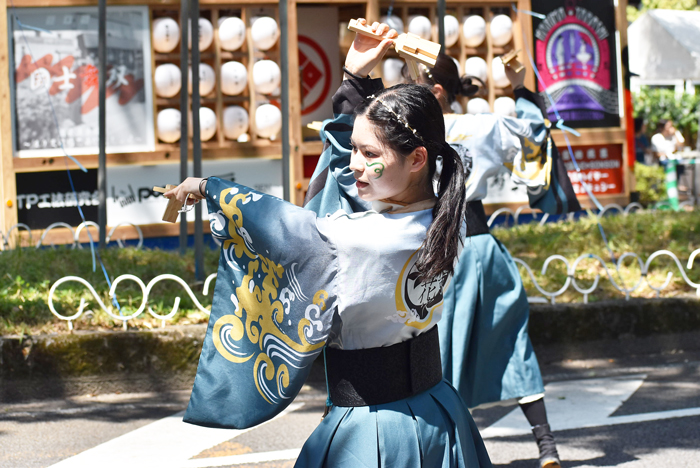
[531,0,621,128]
[10,6,154,157]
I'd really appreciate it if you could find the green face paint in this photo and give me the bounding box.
[366,161,385,179]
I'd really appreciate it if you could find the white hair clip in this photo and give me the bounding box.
[366,94,423,141]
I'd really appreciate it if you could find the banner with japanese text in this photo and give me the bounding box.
[562,144,624,196]
[10,6,154,157]
[531,0,621,128]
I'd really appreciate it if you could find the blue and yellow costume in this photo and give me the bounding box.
[304,80,579,411]
[184,77,493,467]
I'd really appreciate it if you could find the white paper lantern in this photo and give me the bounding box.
[152,18,180,53]
[464,56,488,83]
[221,61,248,96]
[157,108,181,143]
[450,100,464,114]
[382,58,404,87]
[188,63,216,96]
[463,15,486,47]
[491,57,510,88]
[223,105,249,140]
[467,98,490,114]
[255,104,282,139]
[444,15,460,48]
[188,18,214,51]
[218,16,246,51]
[253,60,281,95]
[408,15,432,40]
[189,107,217,141]
[494,97,516,117]
[251,16,279,51]
[154,63,181,98]
[489,15,513,47]
[380,15,404,34]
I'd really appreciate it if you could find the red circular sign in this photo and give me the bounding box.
[298,35,332,116]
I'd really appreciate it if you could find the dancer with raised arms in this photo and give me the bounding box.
[166,19,492,468]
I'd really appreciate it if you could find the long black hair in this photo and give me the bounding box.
[355,84,466,282]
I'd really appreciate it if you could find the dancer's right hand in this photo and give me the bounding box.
[344,19,398,78]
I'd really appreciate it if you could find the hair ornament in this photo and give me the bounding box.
[420,63,435,82]
[366,94,423,142]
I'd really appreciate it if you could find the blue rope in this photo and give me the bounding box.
[386,0,395,19]
[323,347,332,408]
[511,4,547,20]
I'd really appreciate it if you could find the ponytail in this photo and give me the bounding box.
[459,75,482,98]
[415,141,466,281]
[357,84,466,283]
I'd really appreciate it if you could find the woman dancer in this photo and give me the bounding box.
[167,21,491,468]
[410,54,579,468]
[305,37,579,468]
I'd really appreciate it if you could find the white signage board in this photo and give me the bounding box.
[106,159,282,226]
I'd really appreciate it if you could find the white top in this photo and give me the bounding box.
[651,133,679,159]
[319,199,451,350]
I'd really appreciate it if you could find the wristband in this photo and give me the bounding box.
[199,177,209,197]
[343,66,369,81]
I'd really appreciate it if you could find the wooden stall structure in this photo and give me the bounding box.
[0,0,629,247]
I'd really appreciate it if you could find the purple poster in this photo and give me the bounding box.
[532,0,620,128]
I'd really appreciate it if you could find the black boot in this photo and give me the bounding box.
[532,423,561,468]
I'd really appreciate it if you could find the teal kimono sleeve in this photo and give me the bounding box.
[514,87,581,214]
[183,177,338,429]
[303,77,383,217]
[447,93,549,201]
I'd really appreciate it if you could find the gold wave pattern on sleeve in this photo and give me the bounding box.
[211,188,328,404]
[504,137,551,188]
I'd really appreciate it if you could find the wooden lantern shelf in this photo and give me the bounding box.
[0,0,631,244]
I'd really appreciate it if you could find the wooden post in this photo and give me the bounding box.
[0,0,18,242]
[365,0,379,24]
[98,0,107,248]
[286,0,305,206]
[616,0,631,200]
[484,7,495,111]
[212,8,225,148]
[179,0,190,254]
[517,0,536,92]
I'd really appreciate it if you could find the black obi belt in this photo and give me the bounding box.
[325,325,443,407]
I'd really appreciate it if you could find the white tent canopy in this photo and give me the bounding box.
[628,9,700,81]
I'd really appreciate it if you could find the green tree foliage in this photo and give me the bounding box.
[633,86,700,147]
[634,162,666,206]
[628,0,700,23]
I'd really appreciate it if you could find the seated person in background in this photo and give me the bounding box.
[634,117,650,165]
[651,119,686,190]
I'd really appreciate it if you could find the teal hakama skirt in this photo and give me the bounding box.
[440,233,545,409]
[295,380,492,468]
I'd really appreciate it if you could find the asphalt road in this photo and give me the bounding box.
[2,352,700,468]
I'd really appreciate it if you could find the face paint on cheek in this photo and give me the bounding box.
[366,161,385,179]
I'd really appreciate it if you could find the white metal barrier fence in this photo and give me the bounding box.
[0,221,144,250]
[45,247,700,330]
[34,202,700,329]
